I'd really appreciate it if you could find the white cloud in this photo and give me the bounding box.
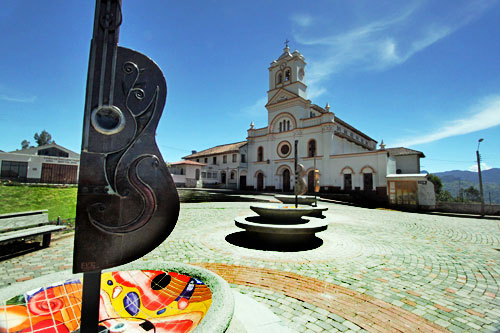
[291,14,313,28]
[394,95,500,147]
[468,162,493,172]
[291,2,495,94]
[0,94,36,103]
[241,96,267,116]
[308,86,327,99]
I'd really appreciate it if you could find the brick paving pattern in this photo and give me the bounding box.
[1,200,499,332]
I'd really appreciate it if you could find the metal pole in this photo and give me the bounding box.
[313,156,317,207]
[294,140,298,208]
[80,270,102,332]
[476,149,485,217]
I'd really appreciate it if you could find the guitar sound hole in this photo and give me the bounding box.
[91,105,125,135]
[97,108,120,129]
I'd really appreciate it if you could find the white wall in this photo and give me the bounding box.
[0,152,80,181]
[395,155,420,174]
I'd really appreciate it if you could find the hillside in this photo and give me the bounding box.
[432,168,500,204]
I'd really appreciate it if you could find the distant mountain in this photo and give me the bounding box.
[431,168,500,204]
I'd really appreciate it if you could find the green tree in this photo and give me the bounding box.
[463,186,480,202]
[21,140,30,149]
[427,174,443,195]
[437,190,454,202]
[34,130,54,146]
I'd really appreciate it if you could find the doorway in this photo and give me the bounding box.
[257,173,264,191]
[239,175,246,190]
[282,169,291,192]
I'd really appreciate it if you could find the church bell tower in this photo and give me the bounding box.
[268,42,307,102]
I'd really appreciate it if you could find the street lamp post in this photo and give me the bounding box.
[476,138,485,217]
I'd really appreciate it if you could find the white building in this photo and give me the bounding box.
[182,142,248,189]
[168,160,206,188]
[183,46,432,205]
[0,143,80,184]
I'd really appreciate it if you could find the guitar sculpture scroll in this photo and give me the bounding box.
[73,0,179,330]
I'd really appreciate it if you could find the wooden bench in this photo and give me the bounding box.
[0,210,66,248]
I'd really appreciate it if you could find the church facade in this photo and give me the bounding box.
[183,46,427,202]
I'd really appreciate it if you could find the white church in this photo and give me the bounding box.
[182,45,434,206]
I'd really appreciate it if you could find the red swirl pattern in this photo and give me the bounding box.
[28,288,64,316]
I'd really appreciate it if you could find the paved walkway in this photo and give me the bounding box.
[1,200,499,332]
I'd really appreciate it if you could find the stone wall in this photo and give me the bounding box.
[435,202,500,216]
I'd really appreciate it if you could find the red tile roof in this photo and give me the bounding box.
[386,147,425,158]
[169,160,207,166]
[182,141,247,159]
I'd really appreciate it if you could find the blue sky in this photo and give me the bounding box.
[1,1,499,173]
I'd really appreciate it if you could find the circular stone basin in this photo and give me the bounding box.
[0,262,233,333]
[274,195,317,205]
[250,204,317,222]
[235,215,328,235]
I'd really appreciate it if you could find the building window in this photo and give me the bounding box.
[196,159,200,162]
[277,141,291,158]
[202,172,206,178]
[308,139,316,157]
[213,156,217,165]
[241,154,246,163]
[279,122,282,132]
[277,73,282,84]
[232,154,237,163]
[1,161,28,180]
[180,168,184,175]
[37,148,69,158]
[195,169,200,180]
[204,157,208,163]
[285,70,290,81]
[230,171,235,180]
[257,146,264,162]
[223,155,227,164]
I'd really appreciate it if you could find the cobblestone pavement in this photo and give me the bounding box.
[1,201,499,332]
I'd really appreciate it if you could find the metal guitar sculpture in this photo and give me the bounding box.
[73,0,179,330]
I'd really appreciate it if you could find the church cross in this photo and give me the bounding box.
[284,39,289,48]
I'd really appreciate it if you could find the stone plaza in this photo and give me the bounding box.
[1,197,499,332]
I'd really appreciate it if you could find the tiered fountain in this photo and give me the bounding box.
[234,144,329,250]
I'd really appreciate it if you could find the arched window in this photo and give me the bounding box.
[195,169,200,180]
[308,140,316,157]
[230,171,236,180]
[279,122,282,132]
[285,70,291,81]
[277,73,283,84]
[257,146,264,162]
[287,120,290,131]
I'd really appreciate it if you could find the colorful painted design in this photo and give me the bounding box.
[0,270,212,332]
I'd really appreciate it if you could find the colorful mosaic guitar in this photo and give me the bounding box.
[0,270,212,332]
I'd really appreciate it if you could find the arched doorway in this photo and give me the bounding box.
[307,170,314,193]
[282,169,291,192]
[221,171,226,185]
[257,173,264,191]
